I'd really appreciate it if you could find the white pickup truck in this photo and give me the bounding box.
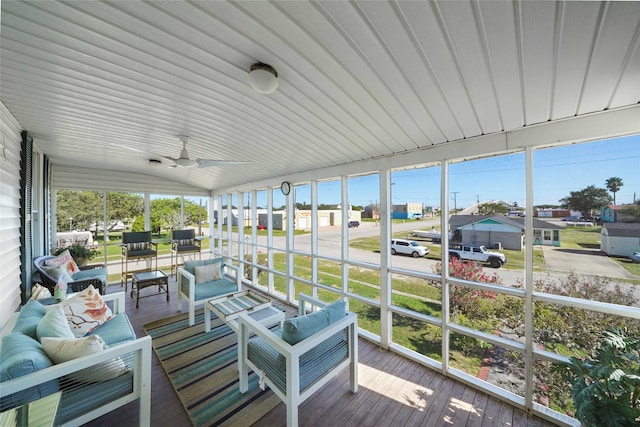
[448,244,507,268]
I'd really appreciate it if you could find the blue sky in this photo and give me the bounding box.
[190,134,639,210]
[287,134,639,209]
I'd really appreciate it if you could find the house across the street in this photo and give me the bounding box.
[449,215,561,250]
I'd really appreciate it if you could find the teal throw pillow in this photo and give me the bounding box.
[281,309,329,345]
[323,300,346,324]
[0,333,59,410]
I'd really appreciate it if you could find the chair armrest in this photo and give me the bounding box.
[0,335,151,399]
[194,236,205,241]
[103,292,126,314]
[298,293,333,315]
[177,267,196,297]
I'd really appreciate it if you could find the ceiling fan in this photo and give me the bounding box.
[162,136,250,168]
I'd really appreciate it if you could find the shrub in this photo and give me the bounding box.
[554,328,640,427]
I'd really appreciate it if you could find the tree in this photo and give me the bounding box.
[559,185,612,219]
[619,204,640,222]
[605,177,624,204]
[149,198,207,234]
[477,202,509,215]
[56,190,102,231]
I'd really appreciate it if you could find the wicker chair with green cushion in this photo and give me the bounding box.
[119,231,157,290]
[33,255,107,295]
[170,229,202,277]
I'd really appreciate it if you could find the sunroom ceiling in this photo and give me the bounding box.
[1,1,639,193]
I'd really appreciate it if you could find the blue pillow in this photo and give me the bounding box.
[0,333,59,410]
[183,258,223,276]
[323,300,346,324]
[281,299,347,345]
[12,301,46,339]
[281,309,329,345]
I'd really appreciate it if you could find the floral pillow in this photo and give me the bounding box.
[45,249,79,278]
[60,285,113,337]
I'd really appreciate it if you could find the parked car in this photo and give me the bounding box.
[391,239,429,257]
[348,221,360,228]
[630,252,640,263]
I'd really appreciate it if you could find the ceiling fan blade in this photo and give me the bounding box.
[196,159,251,168]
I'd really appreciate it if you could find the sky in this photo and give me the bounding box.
[284,134,639,210]
[188,134,639,210]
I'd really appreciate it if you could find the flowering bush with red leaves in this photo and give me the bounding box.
[433,257,500,323]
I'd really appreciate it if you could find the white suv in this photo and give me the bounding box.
[391,239,429,258]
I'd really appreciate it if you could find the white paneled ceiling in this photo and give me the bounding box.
[1,1,639,192]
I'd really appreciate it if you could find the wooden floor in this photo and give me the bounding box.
[85,278,558,427]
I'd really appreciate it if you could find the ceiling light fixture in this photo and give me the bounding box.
[248,62,278,94]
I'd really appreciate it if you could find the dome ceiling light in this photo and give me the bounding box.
[248,62,278,94]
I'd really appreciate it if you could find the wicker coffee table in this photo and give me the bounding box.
[131,270,169,309]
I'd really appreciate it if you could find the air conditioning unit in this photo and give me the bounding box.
[493,242,502,250]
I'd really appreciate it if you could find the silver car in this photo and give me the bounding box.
[391,239,429,258]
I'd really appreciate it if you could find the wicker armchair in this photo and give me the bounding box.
[33,255,107,295]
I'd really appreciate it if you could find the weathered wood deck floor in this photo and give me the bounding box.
[85,278,558,427]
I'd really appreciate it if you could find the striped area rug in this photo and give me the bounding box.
[143,310,282,426]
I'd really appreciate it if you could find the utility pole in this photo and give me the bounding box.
[451,192,459,213]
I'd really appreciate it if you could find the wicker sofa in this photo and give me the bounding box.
[0,292,151,426]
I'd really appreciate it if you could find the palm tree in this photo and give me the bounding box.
[605,177,623,204]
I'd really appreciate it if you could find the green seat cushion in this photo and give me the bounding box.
[88,313,136,347]
[72,267,107,283]
[189,278,237,301]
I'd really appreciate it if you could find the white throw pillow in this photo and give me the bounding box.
[41,335,129,383]
[195,263,222,284]
[60,285,113,337]
[37,305,75,340]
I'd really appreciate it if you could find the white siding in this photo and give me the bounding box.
[0,102,24,326]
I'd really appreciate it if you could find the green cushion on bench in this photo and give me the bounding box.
[88,314,136,347]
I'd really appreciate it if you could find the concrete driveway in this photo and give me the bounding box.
[540,245,639,280]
